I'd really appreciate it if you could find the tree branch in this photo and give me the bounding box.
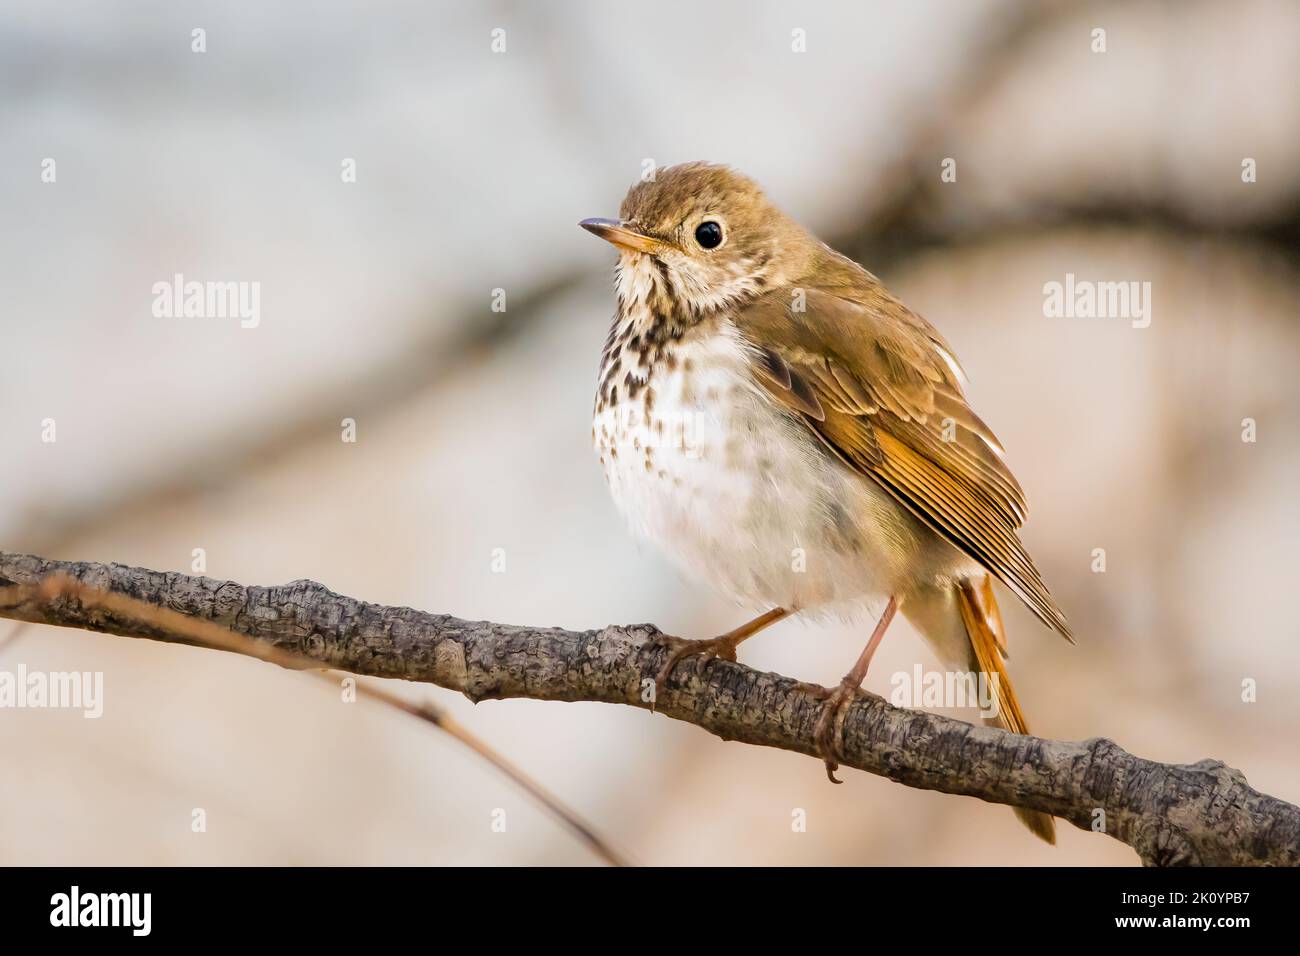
[2,550,1295,866]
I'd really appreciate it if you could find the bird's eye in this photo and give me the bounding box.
[694,221,723,250]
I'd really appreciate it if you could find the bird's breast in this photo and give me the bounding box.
[591,307,917,612]
[592,313,752,522]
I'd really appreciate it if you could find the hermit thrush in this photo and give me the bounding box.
[581,163,1071,843]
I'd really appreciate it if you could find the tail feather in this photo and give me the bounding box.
[956,578,1056,845]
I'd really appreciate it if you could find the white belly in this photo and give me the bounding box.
[593,319,925,618]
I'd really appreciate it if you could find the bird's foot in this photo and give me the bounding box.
[812,678,860,784]
[652,633,741,704]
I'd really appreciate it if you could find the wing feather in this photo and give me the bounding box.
[736,285,1072,642]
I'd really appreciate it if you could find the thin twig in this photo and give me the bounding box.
[0,574,629,867]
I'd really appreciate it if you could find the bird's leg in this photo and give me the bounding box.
[654,607,789,702]
[813,595,900,784]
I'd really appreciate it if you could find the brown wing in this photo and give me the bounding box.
[736,284,1073,642]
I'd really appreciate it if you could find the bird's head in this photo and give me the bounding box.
[580,163,815,318]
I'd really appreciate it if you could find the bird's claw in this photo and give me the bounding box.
[651,633,740,708]
[812,678,858,784]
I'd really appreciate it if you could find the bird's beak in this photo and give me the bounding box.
[579,218,665,255]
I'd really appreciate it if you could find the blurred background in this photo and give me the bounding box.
[2,0,1298,865]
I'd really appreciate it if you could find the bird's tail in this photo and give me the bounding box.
[955,577,1056,845]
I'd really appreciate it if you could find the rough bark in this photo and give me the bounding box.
[1,550,1296,866]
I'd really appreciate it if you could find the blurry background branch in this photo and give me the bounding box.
[21,0,1299,561]
[3,549,1295,867]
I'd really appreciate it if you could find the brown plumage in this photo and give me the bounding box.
[582,162,1071,844]
[739,285,1072,642]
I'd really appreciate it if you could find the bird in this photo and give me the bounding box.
[581,162,1072,843]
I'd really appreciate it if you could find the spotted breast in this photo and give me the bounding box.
[591,253,927,619]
